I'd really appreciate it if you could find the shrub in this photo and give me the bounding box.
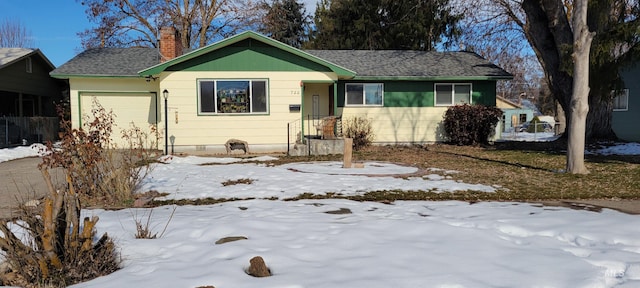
[343,116,375,150]
[39,98,159,206]
[0,97,163,287]
[0,172,119,287]
[524,116,551,133]
[443,104,503,146]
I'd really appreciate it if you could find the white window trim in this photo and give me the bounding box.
[434,83,473,106]
[345,83,384,106]
[613,89,629,112]
[197,79,269,115]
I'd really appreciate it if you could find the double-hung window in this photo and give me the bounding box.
[613,89,629,111]
[199,79,268,114]
[435,83,472,106]
[345,83,383,106]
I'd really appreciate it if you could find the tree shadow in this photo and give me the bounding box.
[493,138,640,165]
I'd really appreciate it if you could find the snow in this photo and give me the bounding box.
[143,159,497,201]
[0,144,46,163]
[0,143,639,287]
[500,131,560,142]
[593,142,640,156]
[71,200,640,288]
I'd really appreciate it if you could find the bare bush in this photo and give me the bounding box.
[343,116,375,151]
[0,171,119,287]
[133,206,176,239]
[0,98,163,286]
[39,98,160,206]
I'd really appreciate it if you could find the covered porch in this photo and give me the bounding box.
[287,81,345,156]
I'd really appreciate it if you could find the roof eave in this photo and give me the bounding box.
[50,73,143,79]
[0,48,56,70]
[351,75,514,81]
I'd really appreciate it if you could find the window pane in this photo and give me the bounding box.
[614,89,628,110]
[217,81,249,113]
[435,85,452,105]
[519,114,527,124]
[454,85,471,105]
[251,81,267,113]
[200,81,215,113]
[346,84,364,105]
[364,84,383,105]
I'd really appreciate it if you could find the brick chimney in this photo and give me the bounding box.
[159,27,183,62]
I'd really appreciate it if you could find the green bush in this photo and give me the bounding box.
[443,104,503,146]
[525,116,551,133]
[343,116,375,151]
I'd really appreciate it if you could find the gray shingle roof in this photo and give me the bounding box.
[304,50,512,79]
[50,48,159,77]
[0,48,34,67]
[0,48,55,70]
[51,45,511,79]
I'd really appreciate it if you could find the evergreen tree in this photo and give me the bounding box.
[307,0,461,50]
[258,0,311,48]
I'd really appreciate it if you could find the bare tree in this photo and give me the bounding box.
[0,18,33,47]
[77,0,262,50]
[458,0,640,142]
[567,0,594,174]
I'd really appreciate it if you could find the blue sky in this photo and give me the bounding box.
[1,0,320,68]
[1,0,91,67]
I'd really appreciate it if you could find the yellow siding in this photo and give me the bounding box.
[70,78,159,148]
[496,97,520,109]
[158,71,335,151]
[303,83,332,117]
[339,107,449,144]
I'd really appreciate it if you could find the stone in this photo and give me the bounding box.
[324,208,352,214]
[225,139,249,154]
[215,236,248,245]
[247,256,271,277]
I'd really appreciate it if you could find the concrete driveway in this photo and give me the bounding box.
[0,157,65,219]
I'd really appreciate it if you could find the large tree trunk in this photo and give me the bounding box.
[587,92,617,140]
[522,0,574,136]
[521,0,618,142]
[567,0,593,174]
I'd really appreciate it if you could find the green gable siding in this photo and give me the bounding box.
[167,39,332,72]
[337,80,497,107]
[471,81,497,106]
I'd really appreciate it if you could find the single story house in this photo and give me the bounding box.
[0,48,63,147]
[613,65,640,142]
[50,28,512,154]
[496,96,535,132]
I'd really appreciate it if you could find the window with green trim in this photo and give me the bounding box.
[435,83,472,106]
[345,83,383,106]
[199,79,268,114]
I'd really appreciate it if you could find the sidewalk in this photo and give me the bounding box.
[0,157,65,219]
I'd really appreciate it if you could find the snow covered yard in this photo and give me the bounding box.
[76,200,640,288]
[1,143,640,287]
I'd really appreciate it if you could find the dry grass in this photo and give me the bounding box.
[345,143,640,201]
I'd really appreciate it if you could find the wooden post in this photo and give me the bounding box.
[343,138,353,168]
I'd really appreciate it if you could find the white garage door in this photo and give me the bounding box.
[80,93,157,149]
